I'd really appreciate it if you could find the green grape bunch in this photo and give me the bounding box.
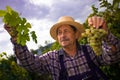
[0,6,37,46]
[81,27,107,56]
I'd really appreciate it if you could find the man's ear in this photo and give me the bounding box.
[75,31,79,39]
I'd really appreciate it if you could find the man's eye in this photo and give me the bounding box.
[58,31,61,35]
[64,30,69,33]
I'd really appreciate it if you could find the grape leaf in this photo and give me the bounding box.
[6,6,13,14]
[0,10,6,17]
[0,6,37,46]
[30,31,37,43]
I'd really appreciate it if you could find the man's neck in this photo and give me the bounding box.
[63,45,77,57]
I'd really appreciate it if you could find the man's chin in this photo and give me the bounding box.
[60,41,69,47]
[61,44,68,48]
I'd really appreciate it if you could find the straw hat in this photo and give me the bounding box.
[50,16,84,40]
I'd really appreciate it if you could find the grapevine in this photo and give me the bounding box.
[81,27,107,56]
[0,6,37,46]
[0,52,31,80]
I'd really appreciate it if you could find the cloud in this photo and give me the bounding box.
[0,0,99,22]
[21,2,50,19]
[0,0,101,55]
[28,18,54,44]
[27,0,54,7]
[0,28,14,55]
[45,0,99,22]
[0,0,50,20]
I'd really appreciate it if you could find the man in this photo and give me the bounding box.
[4,16,120,80]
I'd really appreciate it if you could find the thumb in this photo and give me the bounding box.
[88,17,93,26]
[4,24,11,33]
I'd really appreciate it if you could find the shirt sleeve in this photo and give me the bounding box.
[98,33,120,65]
[11,38,52,74]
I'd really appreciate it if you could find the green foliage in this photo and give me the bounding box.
[79,0,120,79]
[34,41,61,54]
[97,0,120,79]
[101,63,120,80]
[0,6,37,46]
[0,10,6,17]
[85,0,120,39]
[0,52,31,80]
[51,41,61,50]
[42,41,61,54]
[98,0,120,39]
[0,52,52,80]
[30,31,38,43]
[29,72,52,80]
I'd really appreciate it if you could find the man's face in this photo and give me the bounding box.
[57,25,77,48]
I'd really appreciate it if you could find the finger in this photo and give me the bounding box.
[88,17,93,26]
[4,24,10,29]
[96,17,101,28]
[102,22,108,31]
[92,16,97,28]
[4,24,10,30]
[99,17,104,28]
[4,24,12,35]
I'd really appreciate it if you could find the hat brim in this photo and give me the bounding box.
[50,21,84,40]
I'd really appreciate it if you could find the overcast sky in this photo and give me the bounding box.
[0,0,105,55]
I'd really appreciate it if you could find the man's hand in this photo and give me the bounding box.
[88,16,108,31]
[4,24,17,40]
[4,24,12,36]
[88,16,118,53]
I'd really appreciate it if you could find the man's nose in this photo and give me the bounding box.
[61,32,66,37]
